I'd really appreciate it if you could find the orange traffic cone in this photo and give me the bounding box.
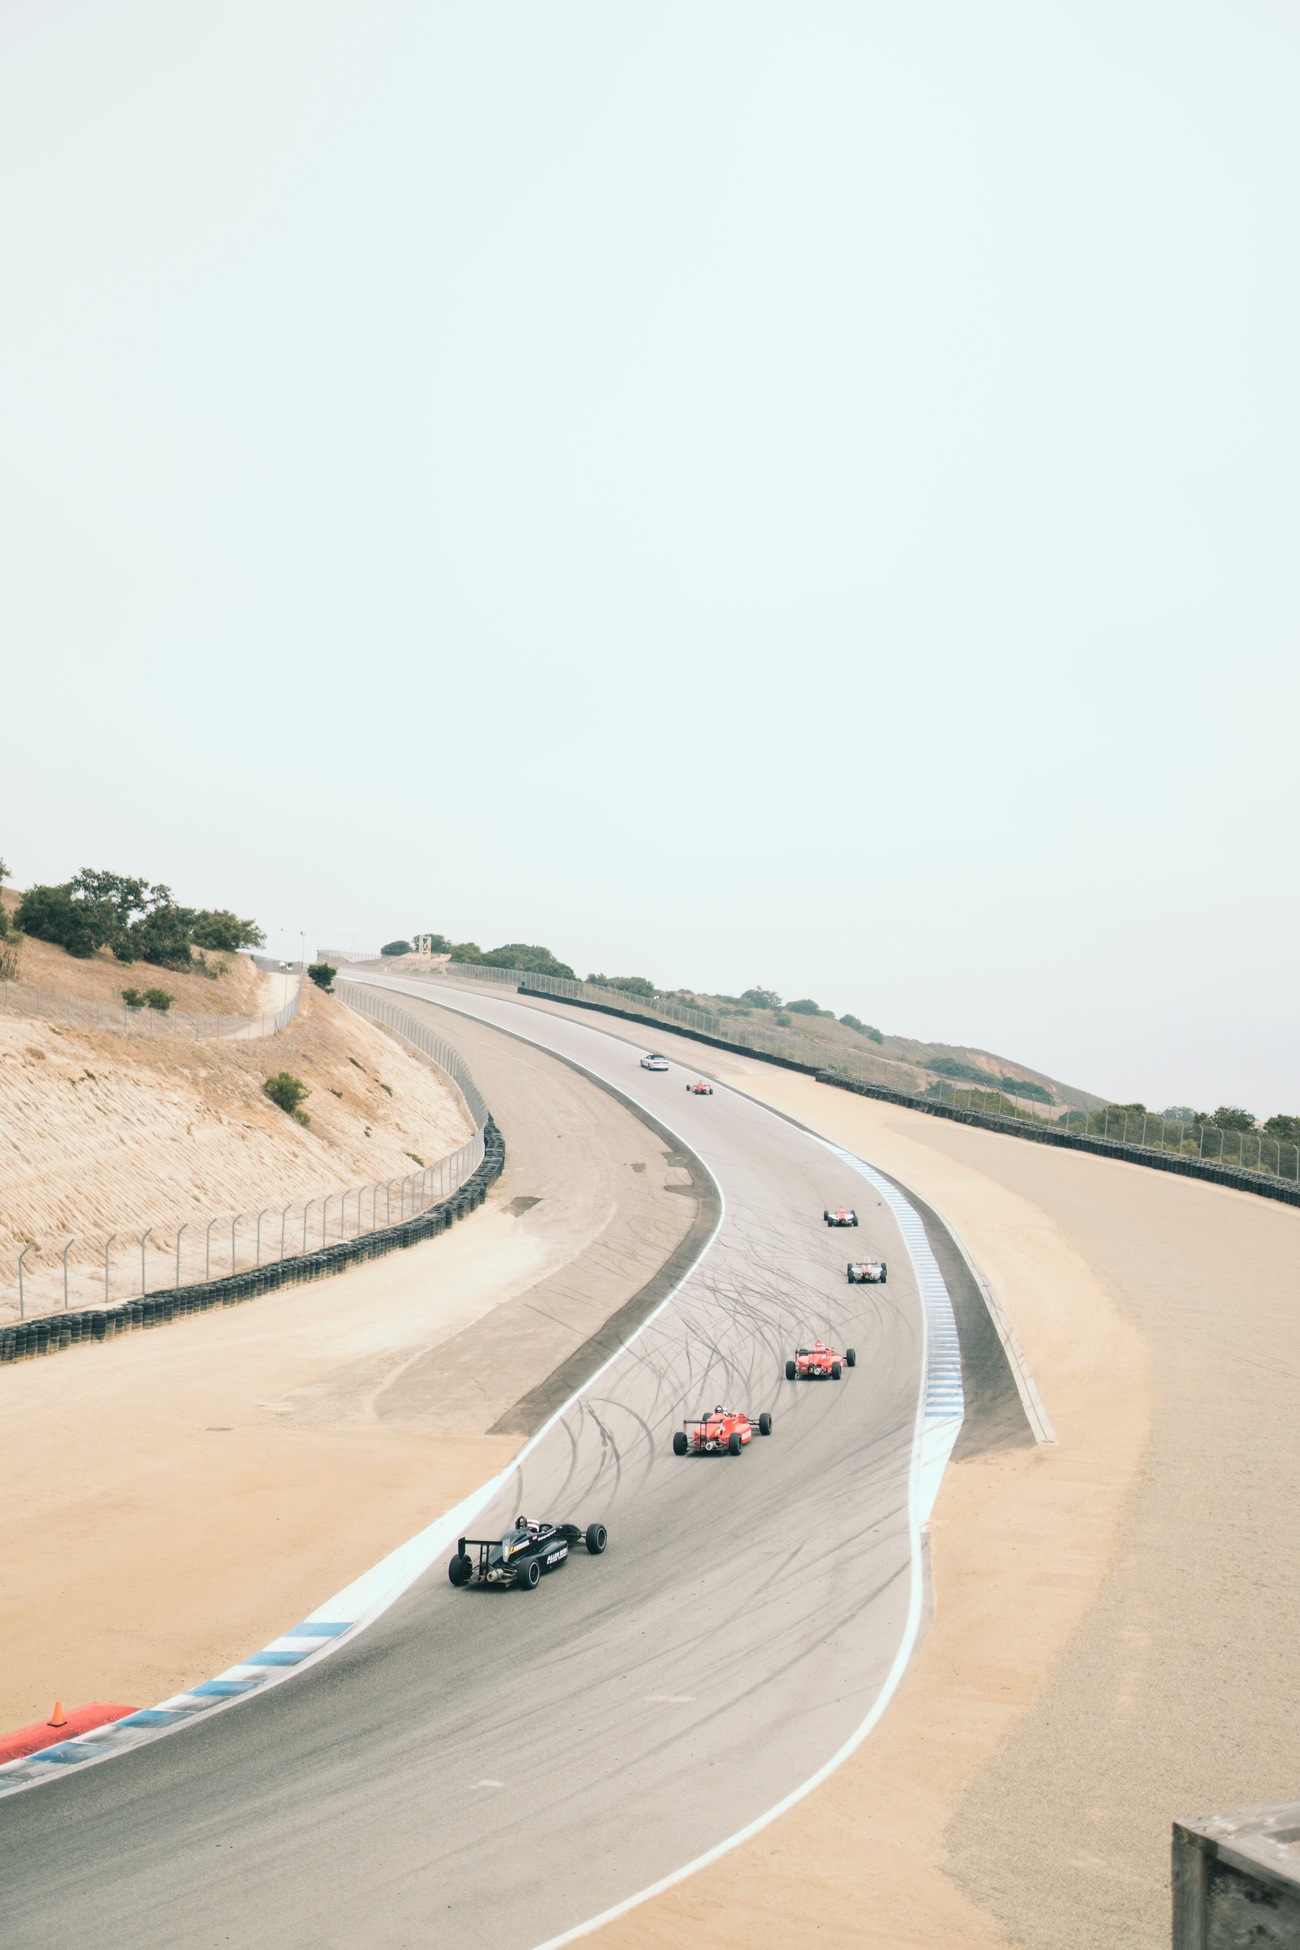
[48,1701,66,1728]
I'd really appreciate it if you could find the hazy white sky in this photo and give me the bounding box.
[2,3,1297,1112]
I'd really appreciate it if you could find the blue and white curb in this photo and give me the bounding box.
[0,1152,727,1806]
[820,1139,965,1520]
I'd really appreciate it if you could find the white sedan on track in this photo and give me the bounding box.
[640,1053,670,1072]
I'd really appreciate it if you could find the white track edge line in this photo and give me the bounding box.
[526,1149,939,1950]
[0,994,727,1800]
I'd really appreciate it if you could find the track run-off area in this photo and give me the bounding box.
[0,976,1034,1950]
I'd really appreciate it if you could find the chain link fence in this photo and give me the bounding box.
[321,951,1300,1191]
[0,955,305,1043]
[5,988,487,1323]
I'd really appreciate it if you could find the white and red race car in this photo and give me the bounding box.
[785,1340,856,1380]
[847,1257,887,1284]
[685,1079,714,1096]
[824,1206,858,1227]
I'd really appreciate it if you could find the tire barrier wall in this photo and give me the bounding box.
[0,1120,504,1366]
[517,987,1300,1213]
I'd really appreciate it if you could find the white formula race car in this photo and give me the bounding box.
[847,1258,888,1284]
[824,1206,858,1227]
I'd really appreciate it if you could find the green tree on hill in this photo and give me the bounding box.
[479,942,576,979]
[16,867,263,968]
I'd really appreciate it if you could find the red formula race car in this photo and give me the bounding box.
[672,1404,772,1455]
[847,1257,888,1284]
[785,1339,856,1381]
[823,1206,858,1227]
[685,1079,714,1096]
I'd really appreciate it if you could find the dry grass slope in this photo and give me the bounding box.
[0,949,473,1320]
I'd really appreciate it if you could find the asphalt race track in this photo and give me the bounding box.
[0,981,1023,1950]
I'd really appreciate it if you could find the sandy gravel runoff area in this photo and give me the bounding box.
[575,1045,1300,1950]
[0,1020,696,1738]
[3,975,1296,1950]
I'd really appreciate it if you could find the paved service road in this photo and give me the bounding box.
[1,983,967,1950]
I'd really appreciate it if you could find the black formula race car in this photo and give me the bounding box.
[824,1206,858,1227]
[448,1515,608,1591]
[847,1257,888,1284]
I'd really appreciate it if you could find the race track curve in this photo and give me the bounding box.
[0,979,999,1950]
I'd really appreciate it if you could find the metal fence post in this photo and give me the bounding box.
[175,1224,188,1287]
[206,1216,219,1279]
[280,1206,291,1260]
[63,1237,73,1309]
[255,1209,268,1266]
[18,1245,30,1319]
[230,1214,239,1274]
[141,1229,152,1296]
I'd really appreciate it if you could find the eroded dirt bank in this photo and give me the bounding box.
[0,977,473,1320]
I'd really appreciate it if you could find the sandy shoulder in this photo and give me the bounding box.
[0,1037,696,1732]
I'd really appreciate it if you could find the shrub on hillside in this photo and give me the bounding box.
[122,987,173,1012]
[308,962,336,993]
[1264,1113,1300,1143]
[479,942,577,979]
[264,1072,311,1123]
[17,883,104,957]
[190,909,263,952]
[785,998,830,1017]
[381,940,412,957]
[839,1014,884,1043]
[588,973,657,998]
[740,987,781,1010]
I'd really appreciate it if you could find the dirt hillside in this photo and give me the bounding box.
[0,952,474,1322]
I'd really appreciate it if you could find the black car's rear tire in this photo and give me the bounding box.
[728,1431,743,1456]
[448,1553,472,1587]
[852,1215,858,1226]
[846,1347,857,1367]
[785,1359,797,1381]
[585,1523,608,1555]
[831,1361,842,1380]
[672,1430,688,1456]
[758,1411,772,1435]
[518,1557,541,1590]
[881,1266,888,1283]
